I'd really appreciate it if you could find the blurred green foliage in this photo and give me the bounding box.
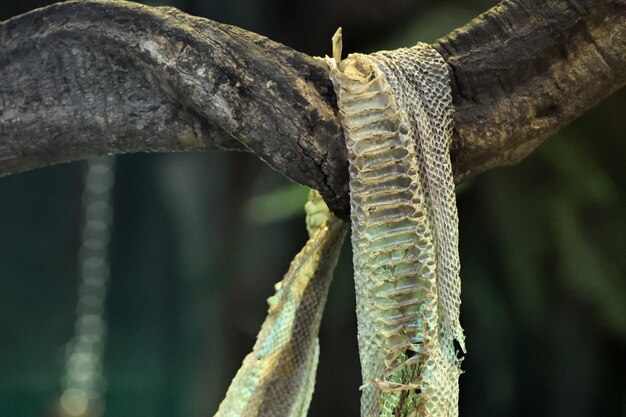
[0,0,624,417]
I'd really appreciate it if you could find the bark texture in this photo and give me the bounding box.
[434,0,626,183]
[0,0,348,211]
[0,0,624,216]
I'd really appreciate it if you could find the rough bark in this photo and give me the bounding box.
[0,0,624,216]
[0,0,348,211]
[434,0,626,183]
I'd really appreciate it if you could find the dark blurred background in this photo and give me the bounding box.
[0,0,624,416]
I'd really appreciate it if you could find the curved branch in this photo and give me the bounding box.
[434,0,626,182]
[1,0,624,216]
[0,0,349,212]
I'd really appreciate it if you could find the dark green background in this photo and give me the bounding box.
[1,0,624,416]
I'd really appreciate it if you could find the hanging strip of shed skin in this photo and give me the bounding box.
[214,190,347,417]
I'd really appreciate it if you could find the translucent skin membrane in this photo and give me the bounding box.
[214,190,347,417]
[326,31,464,417]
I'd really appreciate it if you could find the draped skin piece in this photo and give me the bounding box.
[214,190,347,417]
[325,29,465,417]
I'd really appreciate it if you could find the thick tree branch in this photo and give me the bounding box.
[0,0,624,216]
[434,0,626,183]
[0,0,349,212]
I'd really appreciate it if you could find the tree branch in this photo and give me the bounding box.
[1,0,624,216]
[0,0,349,212]
[434,0,626,183]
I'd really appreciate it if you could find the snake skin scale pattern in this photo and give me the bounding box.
[325,35,465,417]
[214,191,347,417]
